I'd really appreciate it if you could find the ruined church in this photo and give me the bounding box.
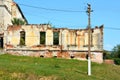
[0,0,103,63]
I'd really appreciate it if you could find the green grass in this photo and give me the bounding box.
[0,54,120,80]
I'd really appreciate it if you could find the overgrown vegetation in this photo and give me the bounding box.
[103,44,120,65]
[111,44,120,65]
[40,32,46,44]
[20,31,25,46]
[103,50,112,59]
[114,58,120,65]
[111,44,120,58]
[11,18,25,25]
[0,54,120,80]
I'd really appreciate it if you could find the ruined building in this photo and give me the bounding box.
[0,0,27,48]
[6,25,103,63]
[0,0,104,63]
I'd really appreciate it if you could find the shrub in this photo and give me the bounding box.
[114,58,120,65]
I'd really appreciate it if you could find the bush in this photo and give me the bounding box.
[114,58,120,65]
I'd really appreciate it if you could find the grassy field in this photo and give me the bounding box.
[0,54,120,80]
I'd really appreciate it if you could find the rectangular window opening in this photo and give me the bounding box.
[0,37,3,48]
[53,32,59,45]
[20,31,25,46]
[40,32,46,45]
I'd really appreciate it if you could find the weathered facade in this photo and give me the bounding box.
[0,0,104,63]
[0,0,27,48]
[6,24,104,63]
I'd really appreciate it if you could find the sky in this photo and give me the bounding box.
[14,0,120,51]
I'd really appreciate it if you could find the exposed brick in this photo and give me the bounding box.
[104,60,114,64]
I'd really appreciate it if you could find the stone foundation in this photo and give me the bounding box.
[6,49,103,63]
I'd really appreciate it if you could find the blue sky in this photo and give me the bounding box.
[14,0,120,51]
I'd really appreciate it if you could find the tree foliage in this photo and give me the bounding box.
[111,44,120,58]
[11,18,25,25]
[103,50,112,59]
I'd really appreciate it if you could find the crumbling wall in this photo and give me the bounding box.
[6,24,104,63]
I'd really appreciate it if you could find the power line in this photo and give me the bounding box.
[22,11,120,30]
[105,27,120,30]
[19,3,85,12]
[16,4,120,31]
[2,0,120,31]
[3,0,85,13]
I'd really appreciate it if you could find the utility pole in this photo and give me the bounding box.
[86,3,92,76]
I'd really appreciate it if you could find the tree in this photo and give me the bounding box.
[11,18,25,25]
[111,44,120,58]
[103,50,112,59]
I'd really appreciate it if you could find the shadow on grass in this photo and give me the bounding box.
[74,70,87,75]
